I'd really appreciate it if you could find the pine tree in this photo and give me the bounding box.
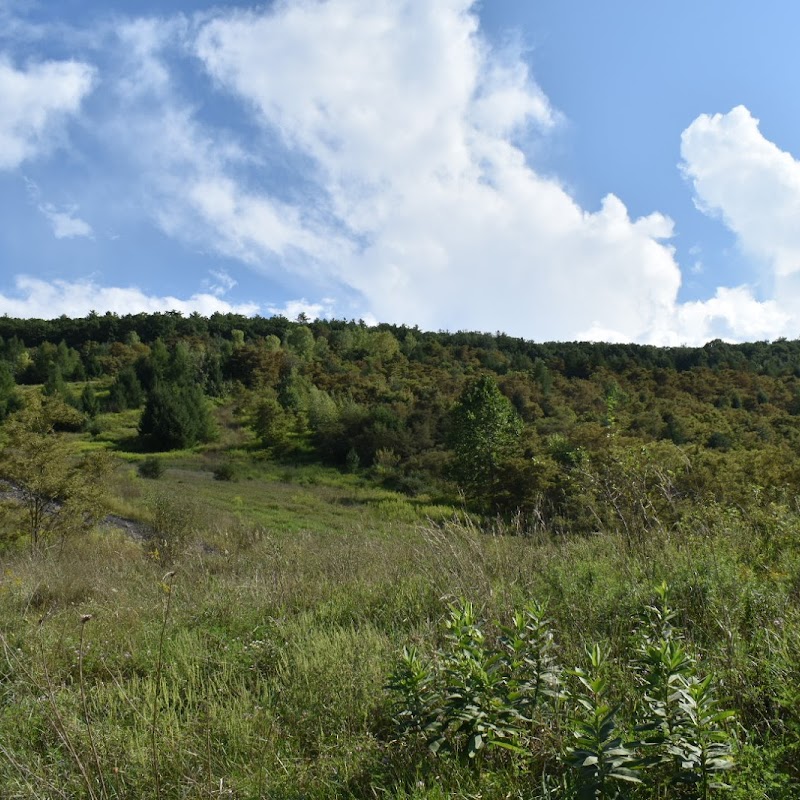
[139,382,215,450]
[449,376,522,509]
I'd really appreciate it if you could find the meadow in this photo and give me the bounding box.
[1,407,799,799]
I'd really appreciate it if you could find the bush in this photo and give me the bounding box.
[84,417,103,437]
[212,461,238,482]
[138,456,165,479]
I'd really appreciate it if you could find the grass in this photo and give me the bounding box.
[1,401,800,797]
[1,501,799,797]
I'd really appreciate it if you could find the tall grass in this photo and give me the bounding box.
[0,475,799,797]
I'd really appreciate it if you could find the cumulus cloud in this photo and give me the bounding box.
[676,286,792,344]
[39,203,93,238]
[192,0,685,342]
[0,56,94,169]
[6,2,798,345]
[682,105,800,280]
[680,105,800,340]
[0,275,260,318]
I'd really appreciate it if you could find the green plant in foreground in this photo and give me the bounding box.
[634,582,735,797]
[565,643,641,799]
[670,675,735,799]
[438,601,520,762]
[387,645,442,743]
[634,583,696,766]
[388,599,564,771]
[500,599,562,725]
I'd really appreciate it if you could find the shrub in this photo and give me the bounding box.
[139,382,216,450]
[212,461,238,482]
[387,587,736,794]
[138,456,165,480]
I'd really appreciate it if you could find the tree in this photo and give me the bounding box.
[284,325,315,360]
[0,397,112,549]
[0,361,20,421]
[106,366,144,411]
[449,376,522,509]
[43,363,70,401]
[138,382,215,450]
[80,383,100,418]
[252,391,293,451]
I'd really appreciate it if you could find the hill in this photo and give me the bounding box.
[0,312,799,797]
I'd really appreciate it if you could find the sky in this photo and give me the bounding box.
[2,0,800,345]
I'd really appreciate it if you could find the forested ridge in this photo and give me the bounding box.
[2,311,800,524]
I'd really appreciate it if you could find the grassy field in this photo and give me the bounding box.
[1,404,800,798]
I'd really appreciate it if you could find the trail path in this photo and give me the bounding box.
[0,480,154,541]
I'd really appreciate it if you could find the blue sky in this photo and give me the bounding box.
[2,0,800,344]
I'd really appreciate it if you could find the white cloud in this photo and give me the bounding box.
[98,19,341,284]
[675,286,792,344]
[679,105,800,340]
[192,0,686,342]
[180,175,338,266]
[203,269,237,297]
[681,105,800,280]
[0,276,260,318]
[6,4,796,345]
[266,297,337,320]
[0,56,94,169]
[38,203,93,239]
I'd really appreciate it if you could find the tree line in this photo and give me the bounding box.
[2,312,800,529]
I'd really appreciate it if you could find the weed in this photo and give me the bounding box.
[152,570,175,800]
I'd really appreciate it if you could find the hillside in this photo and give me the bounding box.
[0,313,799,798]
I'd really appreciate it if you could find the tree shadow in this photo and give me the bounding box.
[109,433,151,453]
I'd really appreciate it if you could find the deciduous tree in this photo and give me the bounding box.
[0,397,112,549]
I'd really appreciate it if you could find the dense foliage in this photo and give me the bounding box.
[3,311,800,519]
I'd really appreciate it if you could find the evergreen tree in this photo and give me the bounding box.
[42,363,75,406]
[80,383,100,418]
[139,382,215,450]
[449,376,522,509]
[107,366,144,411]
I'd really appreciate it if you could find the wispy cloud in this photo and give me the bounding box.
[38,203,93,238]
[203,269,237,297]
[0,55,94,170]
